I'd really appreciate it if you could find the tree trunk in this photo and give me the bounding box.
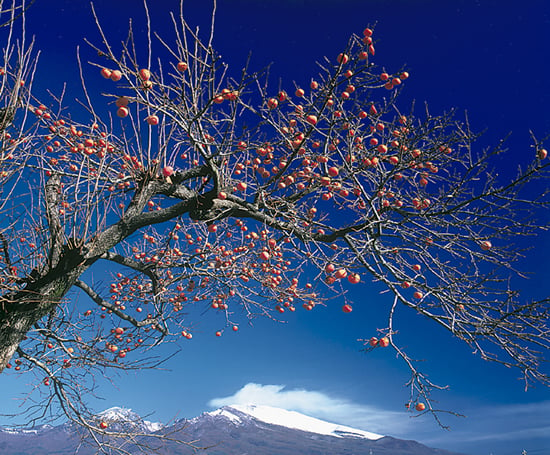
[0,249,93,372]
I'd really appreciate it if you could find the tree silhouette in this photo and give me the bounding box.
[0,0,548,451]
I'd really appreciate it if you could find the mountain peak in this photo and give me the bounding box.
[207,404,383,440]
[98,407,138,420]
[96,407,163,433]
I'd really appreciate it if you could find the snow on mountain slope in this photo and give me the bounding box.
[208,404,383,440]
[142,419,164,432]
[0,424,53,435]
[97,407,163,433]
[98,407,139,421]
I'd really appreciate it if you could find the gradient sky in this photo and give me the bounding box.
[1,1,549,455]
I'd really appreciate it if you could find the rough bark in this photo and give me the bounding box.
[0,249,91,372]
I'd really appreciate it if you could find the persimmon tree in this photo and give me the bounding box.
[1,0,549,449]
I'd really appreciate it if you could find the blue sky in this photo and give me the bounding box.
[1,1,550,455]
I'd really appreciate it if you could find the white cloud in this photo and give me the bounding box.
[208,383,415,436]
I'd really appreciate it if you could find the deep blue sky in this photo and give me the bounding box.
[1,1,549,455]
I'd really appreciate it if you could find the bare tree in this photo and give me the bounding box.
[0,0,548,450]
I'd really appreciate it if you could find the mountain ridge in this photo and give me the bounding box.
[0,404,470,455]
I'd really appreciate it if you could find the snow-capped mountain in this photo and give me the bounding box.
[96,406,164,433]
[179,404,467,455]
[205,404,383,440]
[0,404,469,455]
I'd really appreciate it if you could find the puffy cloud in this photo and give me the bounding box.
[208,383,414,435]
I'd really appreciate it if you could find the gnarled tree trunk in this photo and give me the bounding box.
[0,249,92,372]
